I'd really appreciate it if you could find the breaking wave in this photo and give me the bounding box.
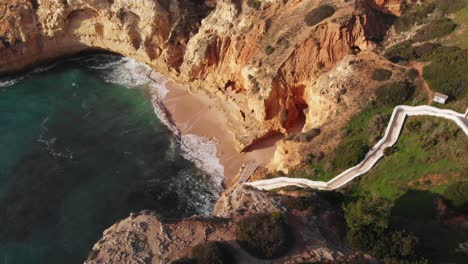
[0,61,59,89]
[89,54,225,205]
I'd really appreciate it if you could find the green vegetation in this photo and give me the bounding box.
[344,195,426,263]
[385,41,416,62]
[393,2,436,32]
[421,46,467,102]
[333,139,369,169]
[371,68,393,81]
[442,5,468,49]
[304,5,335,27]
[443,181,468,211]
[385,42,467,110]
[247,0,262,10]
[383,146,398,156]
[191,241,233,264]
[236,212,292,259]
[433,0,468,15]
[413,18,457,42]
[170,258,196,264]
[393,0,467,33]
[375,81,415,107]
[265,45,275,55]
[350,117,467,199]
[406,69,419,81]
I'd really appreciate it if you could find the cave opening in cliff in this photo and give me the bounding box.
[283,84,308,134]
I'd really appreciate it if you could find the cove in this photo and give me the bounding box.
[0,54,221,264]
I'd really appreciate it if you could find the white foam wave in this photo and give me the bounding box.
[180,134,224,183]
[0,76,23,88]
[32,62,58,74]
[100,55,225,186]
[99,57,153,88]
[0,62,57,88]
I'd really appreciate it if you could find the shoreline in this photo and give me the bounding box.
[160,81,277,185]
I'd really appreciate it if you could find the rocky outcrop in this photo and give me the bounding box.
[0,0,397,151]
[85,188,368,264]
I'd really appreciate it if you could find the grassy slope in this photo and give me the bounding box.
[442,5,468,49]
[349,116,468,199]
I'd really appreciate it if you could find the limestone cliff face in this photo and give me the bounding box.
[0,0,398,151]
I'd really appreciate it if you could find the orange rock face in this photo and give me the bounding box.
[0,0,403,150]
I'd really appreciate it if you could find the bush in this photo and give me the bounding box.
[375,81,415,107]
[413,42,442,59]
[443,181,468,211]
[393,3,436,33]
[383,146,398,156]
[406,69,419,81]
[368,113,390,144]
[422,46,467,99]
[265,45,275,55]
[344,195,391,231]
[406,120,422,132]
[191,241,233,264]
[247,0,261,10]
[385,41,416,62]
[413,18,457,42]
[170,258,196,264]
[333,139,370,168]
[236,213,292,259]
[305,5,335,26]
[344,196,423,261]
[434,0,468,14]
[372,68,393,81]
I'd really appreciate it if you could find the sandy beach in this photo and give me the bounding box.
[161,81,277,185]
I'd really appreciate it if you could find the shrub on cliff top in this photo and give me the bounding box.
[170,258,196,264]
[236,212,292,259]
[443,181,468,211]
[191,241,233,264]
[393,2,436,33]
[375,81,415,107]
[371,68,393,82]
[413,18,457,42]
[332,139,370,169]
[247,0,262,10]
[406,69,419,81]
[265,45,275,55]
[385,41,416,62]
[422,46,467,100]
[305,5,335,26]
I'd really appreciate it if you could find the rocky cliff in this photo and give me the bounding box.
[85,187,368,264]
[0,0,401,152]
[0,0,420,263]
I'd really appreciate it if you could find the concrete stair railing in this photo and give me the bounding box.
[245,105,468,191]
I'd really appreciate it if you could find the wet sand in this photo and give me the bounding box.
[162,81,277,185]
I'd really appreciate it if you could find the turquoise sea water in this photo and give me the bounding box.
[0,54,220,263]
